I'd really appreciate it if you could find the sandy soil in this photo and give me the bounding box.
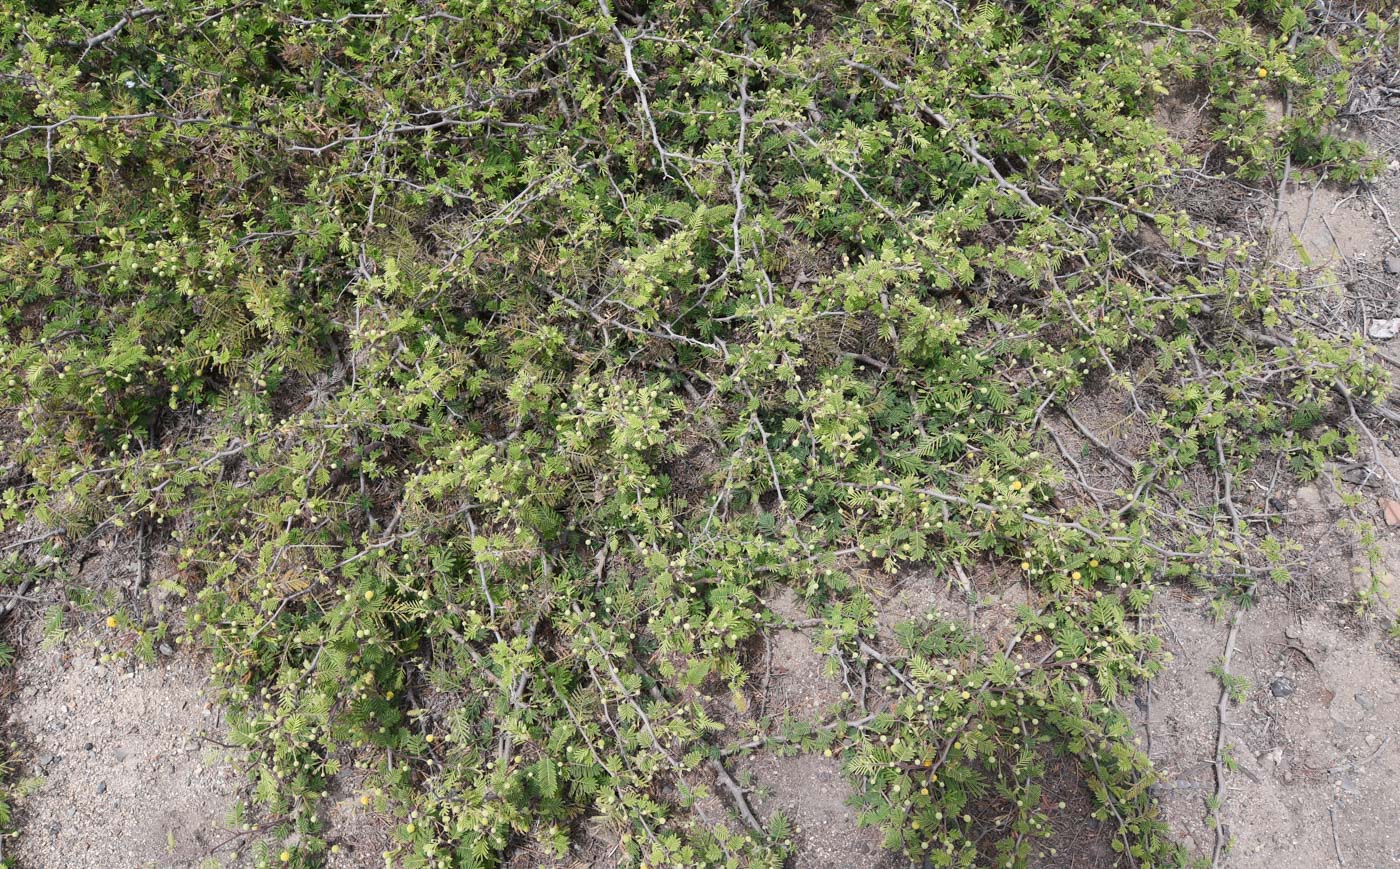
[1136,591,1400,867]
[1129,81,1400,868]
[5,616,244,868]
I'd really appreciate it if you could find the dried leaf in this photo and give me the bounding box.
[1381,498,1400,527]
[1370,318,1400,340]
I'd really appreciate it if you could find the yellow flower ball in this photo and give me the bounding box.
[1256,66,1268,78]
[364,590,374,601]
[105,615,117,628]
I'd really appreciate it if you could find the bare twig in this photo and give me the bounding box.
[0,578,35,619]
[74,7,159,56]
[1330,804,1345,865]
[1326,735,1391,775]
[709,758,765,835]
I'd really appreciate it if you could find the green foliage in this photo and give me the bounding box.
[0,0,1392,866]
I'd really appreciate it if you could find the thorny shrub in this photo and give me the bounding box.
[0,0,1396,867]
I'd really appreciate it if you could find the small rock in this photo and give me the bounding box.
[83,742,94,751]
[1295,485,1324,512]
[1341,465,1378,487]
[114,748,127,762]
[95,781,107,795]
[1356,692,1375,711]
[158,643,174,657]
[1270,677,1297,698]
[1386,256,1400,275]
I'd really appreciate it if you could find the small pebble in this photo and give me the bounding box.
[95,782,107,795]
[83,742,94,752]
[1269,677,1296,698]
[1386,256,1400,275]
